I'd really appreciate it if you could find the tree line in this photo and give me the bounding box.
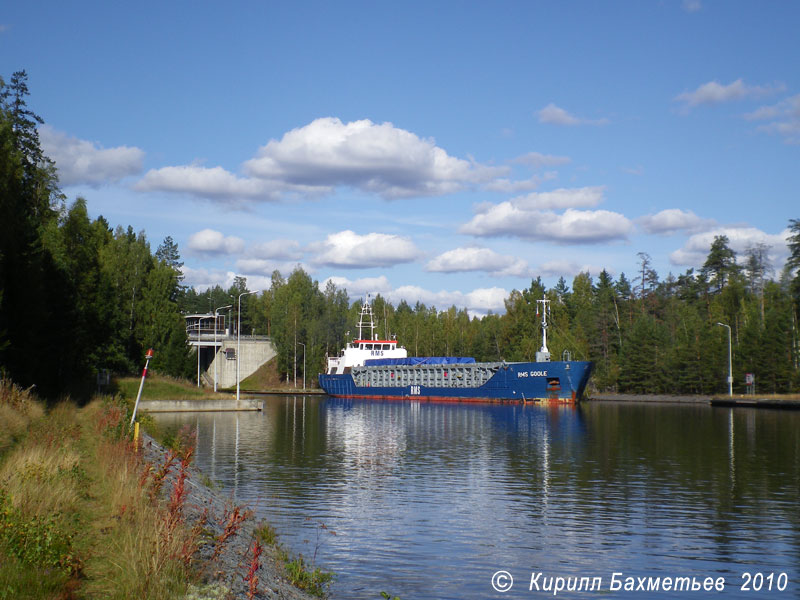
[1,71,193,399]
[2,71,799,399]
[191,226,800,396]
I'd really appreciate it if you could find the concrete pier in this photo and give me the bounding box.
[139,398,263,412]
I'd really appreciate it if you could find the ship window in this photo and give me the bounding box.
[382,344,391,350]
[365,343,373,350]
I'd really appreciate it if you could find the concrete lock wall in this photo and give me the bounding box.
[207,338,276,389]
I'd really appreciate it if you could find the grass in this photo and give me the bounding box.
[254,519,334,598]
[0,376,336,599]
[238,356,284,391]
[0,380,200,599]
[238,356,322,392]
[114,373,232,401]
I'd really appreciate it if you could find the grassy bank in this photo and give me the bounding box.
[237,358,323,393]
[115,373,233,401]
[0,377,200,598]
[0,377,329,599]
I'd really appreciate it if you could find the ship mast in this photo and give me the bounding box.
[357,295,377,341]
[536,298,551,362]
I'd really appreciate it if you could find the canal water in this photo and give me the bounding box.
[153,398,800,599]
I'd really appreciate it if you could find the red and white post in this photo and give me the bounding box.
[130,348,154,429]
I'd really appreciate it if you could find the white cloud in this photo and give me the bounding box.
[321,276,507,317]
[674,79,783,109]
[511,152,571,168]
[483,174,553,194]
[135,165,285,201]
[386,285,508,317]
[182,266,272,295]
[537,260,607,279]
[537,103,609,126]
[134,117,504,202]
[426,247,530,277]
[512,186,605,210]
[181,266,237,291]
[187,229,245,255]
[744,93,800,144]
[670,227,790,269]
[39,125,144,186]
[638,209,716,235]
[460,187,631,244]
[249,239,303,261]
[236,257,309,277]
[320,275,393,298]
[243,117,504,199]
[309,230,422,268]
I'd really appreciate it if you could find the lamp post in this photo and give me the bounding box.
[197,315,213,387]
[237,290,260,401]
[297,341,306,390]
[716,322,733,397]
[214,304,232,392]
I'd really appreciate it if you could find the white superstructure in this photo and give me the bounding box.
[325,299,407,375]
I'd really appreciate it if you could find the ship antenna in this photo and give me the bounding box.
[536,298,551,362]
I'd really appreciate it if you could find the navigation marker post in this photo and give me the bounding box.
[130,348,154,450]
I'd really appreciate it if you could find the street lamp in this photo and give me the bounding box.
[237,290,260,401]
[214,304,232,392]
[297,341,306,390]
[197,314,214,387]
[716,322,733,397]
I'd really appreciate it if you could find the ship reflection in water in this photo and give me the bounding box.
[153,397,800,600]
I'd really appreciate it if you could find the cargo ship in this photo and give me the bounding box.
[318,297,592,403]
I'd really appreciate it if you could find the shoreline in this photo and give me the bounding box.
[139,431,321,600]
[586,393,710,404]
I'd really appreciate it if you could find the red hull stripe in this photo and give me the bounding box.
[325,393,577,405]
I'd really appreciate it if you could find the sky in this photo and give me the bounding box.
[3,1,799,316]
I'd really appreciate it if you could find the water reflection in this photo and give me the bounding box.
[154,398,800,599]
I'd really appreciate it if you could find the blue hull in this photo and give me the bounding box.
[319,360,592,403]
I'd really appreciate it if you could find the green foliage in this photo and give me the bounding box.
[285,555,334,597]
[254,521,279,545]
[0,71,193,398]
[0,491,80,575]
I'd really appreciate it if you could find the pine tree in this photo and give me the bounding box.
[702,235,739,293]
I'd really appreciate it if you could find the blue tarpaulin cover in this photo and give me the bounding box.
[364,357,476,366]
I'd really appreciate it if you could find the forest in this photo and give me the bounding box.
[2,70,799,400]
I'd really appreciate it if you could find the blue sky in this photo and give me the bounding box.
[3,1,798,315]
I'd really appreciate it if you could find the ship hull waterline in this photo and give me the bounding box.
[319,361,593,405]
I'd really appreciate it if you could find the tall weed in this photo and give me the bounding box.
[0,378,43,455]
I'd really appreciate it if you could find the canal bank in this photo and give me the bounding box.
[587,393,710,404]
[710,395,800,409]
[140,398,263,412]
[588,392,800,409]
[139,430,324,600]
